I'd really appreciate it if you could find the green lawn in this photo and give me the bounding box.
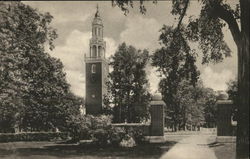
[0,141,176,159]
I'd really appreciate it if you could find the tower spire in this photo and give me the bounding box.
[95,4,100,18]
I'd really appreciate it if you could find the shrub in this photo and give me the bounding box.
[91,115,126,146]
[66,115,114,143]
[66,114,92,141]
[0,132,68,142]
[92,126,126,146]
[112,124,147,144]
[119,134,136,147]
[127,128,146,144]
[92,128,110,146]
[109,127,126,146]
[90,115,112,129]
[66,115,149,147]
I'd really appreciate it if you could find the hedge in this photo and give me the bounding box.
[112,123,150,136]
[112,123,150,144]
[0,132,68,142]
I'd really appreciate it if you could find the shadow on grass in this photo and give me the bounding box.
[208,142,225,148]
[0,141,176,158]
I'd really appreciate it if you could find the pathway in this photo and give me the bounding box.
[160,133,217,159]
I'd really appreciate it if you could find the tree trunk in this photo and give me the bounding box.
[237,35,249,159]
[236,1,249,158]
[173,123,177,132]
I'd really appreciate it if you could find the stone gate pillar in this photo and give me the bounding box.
[216,92,236,143]
[217,100,236,136]
[148,93,165,143]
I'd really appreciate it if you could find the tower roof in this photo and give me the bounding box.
[92,4,103,25]
[95,4,100,18]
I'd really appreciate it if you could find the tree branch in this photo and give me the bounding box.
[176,0,190,31]
[213,3,241,46]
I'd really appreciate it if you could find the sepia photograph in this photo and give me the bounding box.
[0,0,249,159]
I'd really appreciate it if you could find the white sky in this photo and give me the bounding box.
[23,1,238,97]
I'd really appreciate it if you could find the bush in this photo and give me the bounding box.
[65,114,92,141]
[112,124,148,144]
[91,116,126,146]
[92,128,110,145]
[127,128,146,144]
[109,127,126,146]
[0,132,68,142]
[66,115,113,142]
[90,115,112,129]
[90,120,146,146]
[66,115,148,147]
[119,134,136,147]
[66,114,127,146]
[92,126,126,146]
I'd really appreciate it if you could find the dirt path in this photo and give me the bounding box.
[160,133,217,159]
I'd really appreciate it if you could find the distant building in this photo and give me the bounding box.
[84,6,109,115]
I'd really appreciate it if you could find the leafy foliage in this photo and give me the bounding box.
[175,80,205,130]
[106,43,151,123]
[186,2,231,64]
[111,0,157,15]
[66,114,127,146]
[112,0,238,64]
[152,25,200,131]
[226,79,238,104]
[200,87,217,128]
[0,2,81,132]
[119,134,136,147]
[126,127,146,144]
[226,79,238,119]
[65,114,92,141]
[163,79,216,130]
[0,132,68,142]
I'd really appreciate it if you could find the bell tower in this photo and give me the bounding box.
[85,5,109,114]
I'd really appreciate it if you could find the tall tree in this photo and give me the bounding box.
[112,1,249,157]
[106,43,150,123]
[176,80,207,131]
[0,2,77,132]
[201,87,217,128]
[152,25,200,131]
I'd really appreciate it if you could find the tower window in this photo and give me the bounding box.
[95,28,98,36]
[91,64,96,73]
[92,45,97,57]
[98,28,101,36]
[93,28,96,36]
[98,46,102,57]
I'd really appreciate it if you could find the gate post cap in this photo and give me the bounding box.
[217,91,229,100]
[152,92,162,101]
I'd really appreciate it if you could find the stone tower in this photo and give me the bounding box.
[85,6,109,114]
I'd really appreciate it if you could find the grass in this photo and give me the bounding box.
[206,135,236,159]
[208,141,236,159]
[0,140,176,159]
[0,131,218,159]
